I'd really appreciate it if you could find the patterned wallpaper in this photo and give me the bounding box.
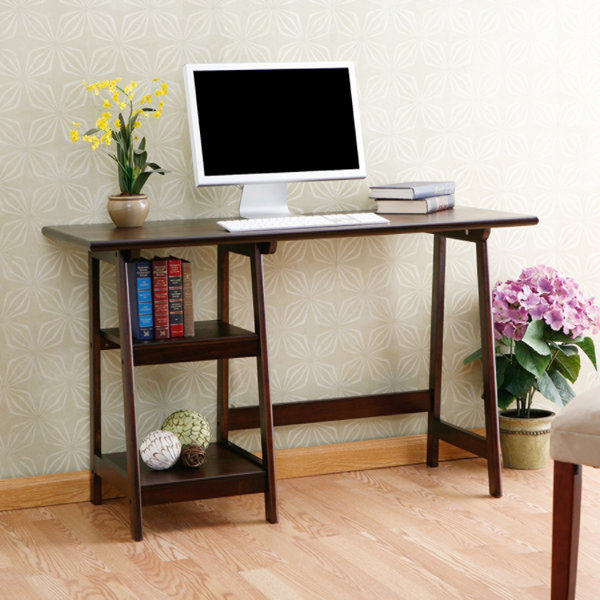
[1,0,600,478]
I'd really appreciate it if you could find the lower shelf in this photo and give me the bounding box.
[95,443,267,506]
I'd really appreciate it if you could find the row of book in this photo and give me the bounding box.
[127,256,194,341]
[369,181,456,214]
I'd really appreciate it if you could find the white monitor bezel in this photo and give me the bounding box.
[182,61,367,189]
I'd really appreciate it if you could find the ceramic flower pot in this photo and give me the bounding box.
[107,193,149,228]
[499,409,555,469]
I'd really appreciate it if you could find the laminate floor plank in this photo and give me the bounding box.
[2,458,600,599]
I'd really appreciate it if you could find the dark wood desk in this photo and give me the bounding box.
[42,206,538,540]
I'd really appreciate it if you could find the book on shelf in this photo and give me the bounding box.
[369,181,455,200]
[151,257,170,339]
[375,194,455,215]
[182,259,194,337]
[126,259,154,341]
[167,256,184,338]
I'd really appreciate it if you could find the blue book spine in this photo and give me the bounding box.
[127,260,154,341]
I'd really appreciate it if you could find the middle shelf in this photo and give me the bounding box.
[99,320,260,365]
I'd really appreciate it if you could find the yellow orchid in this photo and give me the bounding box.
[69,77,168,194]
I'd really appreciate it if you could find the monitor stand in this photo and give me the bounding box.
[239,183,292,218]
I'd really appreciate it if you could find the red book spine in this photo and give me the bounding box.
[152,258,170,339]
[167,257,184,338]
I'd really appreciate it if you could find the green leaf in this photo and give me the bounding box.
[131,171,151,195]
[522,319,551,355]
[542,371,576,406]
[464,348,482,365]
[537,371,563,405]
[83,128,100,136]
[134,150,147,171]
[574,337,597,370]
[550,370,576,405]
[503,361,535,398]
[497,388,515,412]
[118,167,130,193]
[118,113,129,147]
[551,351,581,383]
[514,341,552,378]
[544,329,582,343]
[496,354,510,387]
[553,343,579,357]
[146,162,167,174]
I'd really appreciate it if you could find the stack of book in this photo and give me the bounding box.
[369,181,456,214]
[126,256,195,342]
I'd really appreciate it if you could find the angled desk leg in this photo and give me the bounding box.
[250,243,278,523]
[89,252,102,505]
[475,231,502,498]
[426,234,446,468]
[217,242,278,524]
[426,230,502,498]
[115,250,144,541]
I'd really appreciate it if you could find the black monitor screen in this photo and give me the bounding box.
[192,67,361,177]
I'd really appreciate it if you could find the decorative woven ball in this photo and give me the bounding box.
[139,430,181,470]
[181,443,207,468]
[161,409,211,449]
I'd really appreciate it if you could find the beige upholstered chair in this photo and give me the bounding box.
[550,386,600,599]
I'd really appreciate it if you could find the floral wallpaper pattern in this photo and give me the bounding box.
[1,0,599,478]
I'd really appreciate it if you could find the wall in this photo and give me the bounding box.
[1,0,599,478]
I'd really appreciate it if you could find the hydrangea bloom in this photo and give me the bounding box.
[492,265,600,341]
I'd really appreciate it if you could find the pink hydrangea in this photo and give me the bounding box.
[492,265,600,341]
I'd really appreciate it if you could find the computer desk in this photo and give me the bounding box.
[43,206,538,540]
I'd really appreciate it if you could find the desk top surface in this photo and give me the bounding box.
[42,206,538,252]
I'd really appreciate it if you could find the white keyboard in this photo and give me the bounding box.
[217,212,390,232]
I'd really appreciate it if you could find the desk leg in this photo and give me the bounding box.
[427,234,446,467]
[475,234,502,498]
[250,244,278,523]
[217,247,230,443]
[89,253,102,505]
[115,251,144,540]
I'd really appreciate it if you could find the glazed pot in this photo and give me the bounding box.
[107,193,149,228]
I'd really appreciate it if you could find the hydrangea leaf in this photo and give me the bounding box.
[551,351,581,383]
[497,388,515,412]
[574,337,597,370]
[463,347,482,365]
[553,343,579,357]
[504,361,535,398]
[496,354,510,387]
[521,319,551,355]
[539,371,576,406]
[514,341,551,378]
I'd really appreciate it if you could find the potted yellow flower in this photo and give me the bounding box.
[70,78,168,227]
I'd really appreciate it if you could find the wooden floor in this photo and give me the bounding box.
[1,458,600,599]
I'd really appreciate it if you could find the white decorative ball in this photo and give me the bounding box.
[139,430,181,470]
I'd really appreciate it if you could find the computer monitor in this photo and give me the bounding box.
[183,62,366,218]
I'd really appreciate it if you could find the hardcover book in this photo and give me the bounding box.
[182,259,195,337]
[369,181,455,200]
[126,259,154,341]
[167,256,184,338]
[375,194,455,215]
[151,257,170,339]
